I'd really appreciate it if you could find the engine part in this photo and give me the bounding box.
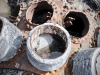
[73,48,100,75]
[27,23,71,71]
[1,0,98,75]
[9,0,62,30]
[8,0,96,45]
[61,2,95,44]
[8,0,62,40]
[0,17,22,62]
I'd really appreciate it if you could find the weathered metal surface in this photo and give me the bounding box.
[8,0,96,45]
[27,23,71,71]
[9,0,62,30]
[8,0,63,41]
[0,0,99,75]
[61,2,95,44]
[0,48,67,75]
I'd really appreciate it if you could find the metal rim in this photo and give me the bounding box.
[27,23,71,64]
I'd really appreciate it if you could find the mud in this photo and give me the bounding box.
[32,34,66,59]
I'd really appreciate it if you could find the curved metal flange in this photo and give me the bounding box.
[61,2,95,44]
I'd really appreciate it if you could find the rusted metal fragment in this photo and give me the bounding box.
[8,0,96,45]
[8,0,63,40]
[9,0,62,28]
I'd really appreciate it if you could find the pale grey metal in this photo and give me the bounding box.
[27,23,71,71]
[0,17,22,62]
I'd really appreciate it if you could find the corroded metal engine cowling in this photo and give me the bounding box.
[0,17,22,62]
[73,48,100,75]
[27,23,71,71]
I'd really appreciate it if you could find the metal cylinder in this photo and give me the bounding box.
[73,48,100,75]
[0,17,22,62]
[27,23,71,71]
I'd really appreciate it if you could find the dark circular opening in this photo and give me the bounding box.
[64,12,89,37]
[11,5,20,17]
[0,20,3,33]
[31,1,53,24]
